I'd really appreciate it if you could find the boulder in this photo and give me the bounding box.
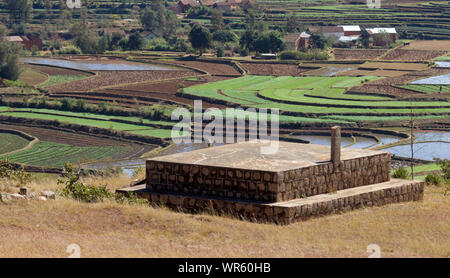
[40,191,56,200]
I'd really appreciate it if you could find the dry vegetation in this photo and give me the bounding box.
[381,49,447,61]
[338,69,409,77]
[401,40,450,51]
[332,49,387,60]
[18,67,48,86]
[153,59,241,76]
[28,65,92,77]
[46,70,198,92]
[240,62,311,76]
[0,174,448,258]
[359,62,429,71]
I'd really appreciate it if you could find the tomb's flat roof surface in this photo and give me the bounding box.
[148,140,388,172]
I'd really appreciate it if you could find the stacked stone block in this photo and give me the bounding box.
[141,180,424,225]
[146,152,391,202]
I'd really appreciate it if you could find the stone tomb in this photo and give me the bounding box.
[119,128,424,224]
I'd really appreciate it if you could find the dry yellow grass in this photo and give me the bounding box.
[401,40,450,52]
[0,175,448,258]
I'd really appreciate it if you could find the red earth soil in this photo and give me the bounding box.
[45,70,199,92]
[381,49,447,61]
[50,76,230,109]
[240,62,311,76]
[332,49,387,60]
[28,64,92,77]
[139,59,241,76]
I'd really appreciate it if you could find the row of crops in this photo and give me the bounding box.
[0,107,175,138]
[0,133,30,155]
[400,84,450,94]
[257,2,450,39]
[182,75,450,122]
[0,141,135,168]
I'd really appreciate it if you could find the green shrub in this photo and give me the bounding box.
[3,79,27,88]
[58,163,112,203]
[435,159,450,180]
[58,46,82,55]
[114,192,148,205]
[392,166,409,179]
[425,174,441,186]
[216,47,224,57]
[0,159,31,187]
[132,167,145,179]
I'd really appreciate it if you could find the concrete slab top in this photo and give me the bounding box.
[148,140,388,172]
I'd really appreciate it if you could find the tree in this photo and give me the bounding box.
[360,29,371,48]
[213,30,237,43]
[6,0,33,25]
[189,24,212,55]
[245,9,256,30]
[309,33,327,49]
[0,24,21,81]
[210,9,224,31]
[239,29,258,52]
[127,33,143,50]
[70,22,106,54]
[286,15,300,33]
[140,3,180,39]
[253,32,285,53]
[1,54,21,81]
[373,31,393,47]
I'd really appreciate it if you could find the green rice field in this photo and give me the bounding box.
[183,76,450,122]
[400,85,450,94]
[0,133,30,155]
[0,107,176,138]
[0,141,135,168]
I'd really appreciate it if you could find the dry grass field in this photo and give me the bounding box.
[0,174,448,258]
[401,40,450,52]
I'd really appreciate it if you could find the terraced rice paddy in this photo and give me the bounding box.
[39,75,88,88]
[0,132,30,155]
[332,49,387,60]
[0,123,158,168]
[0,107,176,138]
[410,73,450,85]
[183,75,450,122]
[400,84,450,94]
[0,141,138,168]
[22,58,175,71]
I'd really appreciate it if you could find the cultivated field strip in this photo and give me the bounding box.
[182,75,450,122]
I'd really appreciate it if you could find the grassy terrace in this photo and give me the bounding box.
[0,107,175,138]
[0,141,134,168]
[400,85,450,94]
[183,76,450,122]
[39,75,88,88]
[0,133,30,155]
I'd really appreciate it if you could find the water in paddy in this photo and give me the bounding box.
[436,61,450,68]
[22,57,174,71]
[292,135,376,149]
[84,142,221,177]
[409,73,450,85]
[382,131,450,161]
[382,142,450,161]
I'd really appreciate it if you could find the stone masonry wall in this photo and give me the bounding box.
[146,152,391,202]
[142,180,424,225]
[278,152,391,201]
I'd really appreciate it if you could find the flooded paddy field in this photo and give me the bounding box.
[21,57,176,71]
